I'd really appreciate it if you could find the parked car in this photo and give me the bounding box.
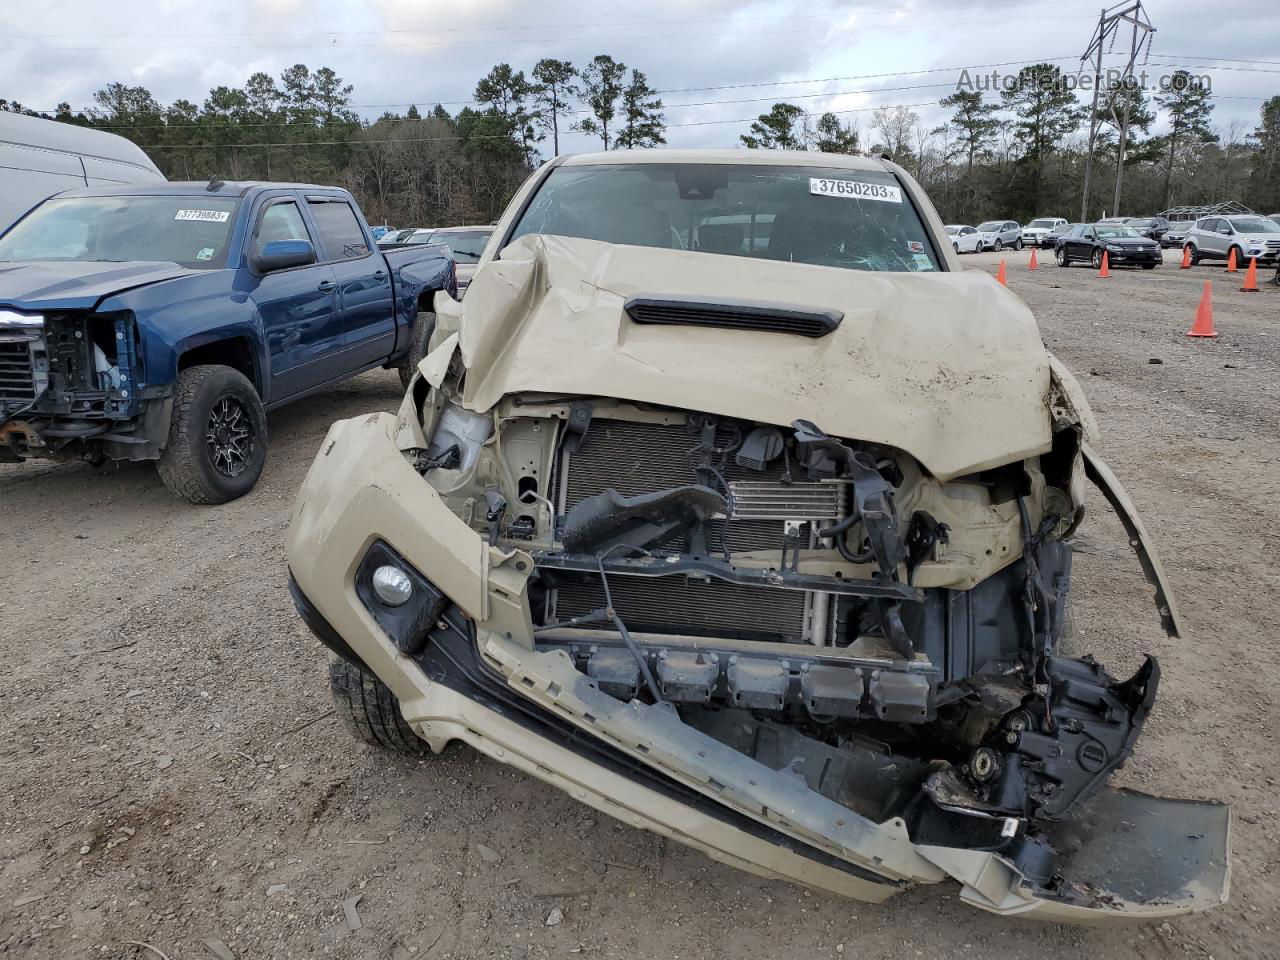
[943,224,983,254]
[424,225,495,296]
[1123,216,1171,244]
[1182,214,1280,265]
[1020,217,1067,247]
[1045,221,1079,251]
[0,110,165,232]
[285,149,1227,922]
[975,219,1023,251]
[1163,220,1193,248]
[376,227,425,248]
[1055,222,1162,269]
[0,181,456,503]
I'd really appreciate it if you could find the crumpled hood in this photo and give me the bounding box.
[0,261,198,312]
[449,234,1052,481]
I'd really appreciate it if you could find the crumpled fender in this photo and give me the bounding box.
[1082,443,1182,637]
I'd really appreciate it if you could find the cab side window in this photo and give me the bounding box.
[250,200,311,258]
[307,199,370,260]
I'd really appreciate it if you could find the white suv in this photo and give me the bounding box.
[1022,217,1067,247]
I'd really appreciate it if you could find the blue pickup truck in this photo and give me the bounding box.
[0,181,454,503]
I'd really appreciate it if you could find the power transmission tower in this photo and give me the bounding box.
[1078,2,1156,221]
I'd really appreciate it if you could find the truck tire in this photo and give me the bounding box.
[328,657,427,754]
[398,310,437,390]
[156,364,267,505]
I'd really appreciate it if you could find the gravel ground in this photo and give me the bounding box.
[2,250,1277,959]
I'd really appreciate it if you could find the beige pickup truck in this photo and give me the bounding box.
[285,149,1229,921]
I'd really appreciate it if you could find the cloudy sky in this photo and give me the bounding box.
[2,0,1278,154]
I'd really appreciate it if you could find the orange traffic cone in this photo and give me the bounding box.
[997,259,1007,286]
[1225,247,1238,273]
[1180,245,1192,269]
[1241,257,1260,292]
[1098,251,1111,278]
[1187,280,1217,338]
[1028,247,1039,270]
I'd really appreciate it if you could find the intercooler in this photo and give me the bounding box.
[551,418,844,644]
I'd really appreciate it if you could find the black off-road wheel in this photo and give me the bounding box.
[328,657,428,754]
[156,364,267,505]
[398,310,438,390]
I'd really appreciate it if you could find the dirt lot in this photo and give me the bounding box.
[2,250,1278,960]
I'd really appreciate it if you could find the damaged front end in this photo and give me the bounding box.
[0,308,162,464]
[285,236,1228,921]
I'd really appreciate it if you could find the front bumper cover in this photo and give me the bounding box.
[285,410,1230,921]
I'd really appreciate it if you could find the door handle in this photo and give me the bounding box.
[373,269,387,281]
[318,280,336,292]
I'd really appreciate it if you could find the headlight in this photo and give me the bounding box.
[1106,244,1122,252]
[0,310,44,330]
[356,541,448,654]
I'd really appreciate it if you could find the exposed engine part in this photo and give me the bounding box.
[735,425,784,471]
[925,655,1159,822]
[427,404,492,473]
[560,485,726,553]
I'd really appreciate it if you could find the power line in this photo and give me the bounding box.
[26,52,1268,125]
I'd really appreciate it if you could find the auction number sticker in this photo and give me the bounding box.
[174,209,230,222]
[809,178,901,203]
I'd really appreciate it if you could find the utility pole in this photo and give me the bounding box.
[1078,2,1156,222]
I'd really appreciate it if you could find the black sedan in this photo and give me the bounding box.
[1055,223,1163,269]
[1125,216,1171,245]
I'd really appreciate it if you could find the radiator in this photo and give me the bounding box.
[552,418,843,644]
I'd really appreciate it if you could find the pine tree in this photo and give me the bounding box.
[530,59,578,155]
[813,112,859,154]
[1000,64,1085,216]
[1155,71,1217,208]
[615,70,665,149]
[575,55,628,149]
[740,103,807,150]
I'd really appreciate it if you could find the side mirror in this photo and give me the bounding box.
[252,239,315,273]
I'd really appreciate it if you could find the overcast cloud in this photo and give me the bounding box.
[2,0,1278,155]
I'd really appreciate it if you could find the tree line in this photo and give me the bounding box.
[739,64,1280,223]
[0,55,666,228]
[4,60,1280,227]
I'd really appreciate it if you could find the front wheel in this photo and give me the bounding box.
[1091,248,1104,270]
[157,364,267,505]
[952,242,960,255]
[397,310,438,390]
[1015,238,1024,251]
[1185,244,1201,266]
[329,657,428,754]
[1056,246,1069,267]
[993,239,1003,252]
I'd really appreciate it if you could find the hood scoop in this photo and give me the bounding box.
[624,295,842,338]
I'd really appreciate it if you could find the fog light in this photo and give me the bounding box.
[372,565,413,606]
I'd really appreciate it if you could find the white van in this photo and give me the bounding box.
[0,111,165,230]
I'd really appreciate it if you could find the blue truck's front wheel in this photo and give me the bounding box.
[157,365,268,504]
